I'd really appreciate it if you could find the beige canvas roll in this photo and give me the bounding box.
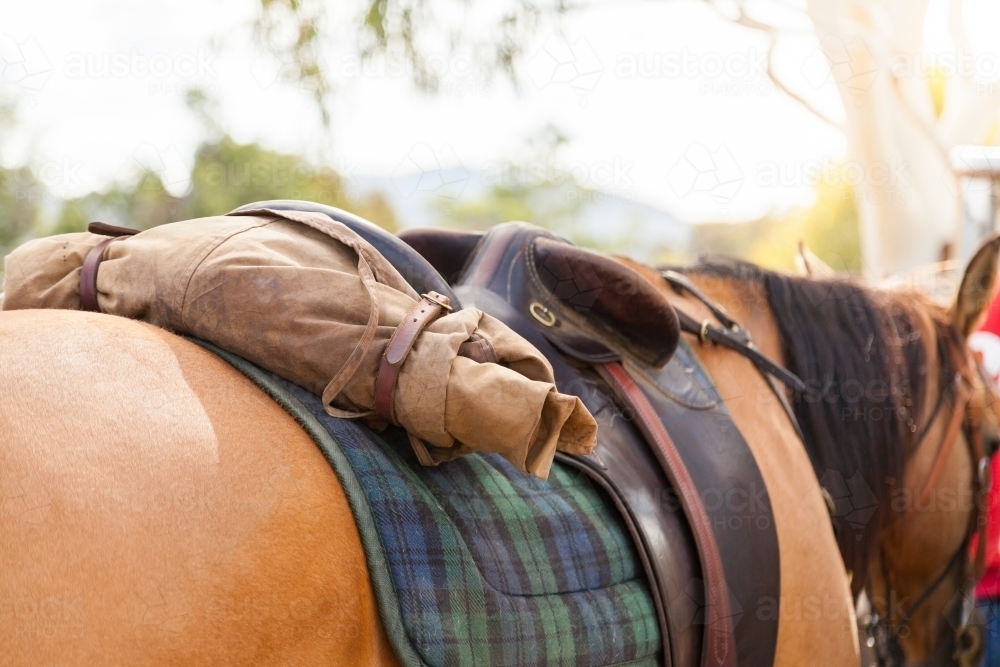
[2,208,596,478]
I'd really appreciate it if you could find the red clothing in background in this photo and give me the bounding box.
[972,296,1000,599]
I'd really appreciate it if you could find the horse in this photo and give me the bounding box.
[4,228,995,667]
[612,235,1000,666]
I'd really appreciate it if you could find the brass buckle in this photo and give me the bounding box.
[421,291,453,311]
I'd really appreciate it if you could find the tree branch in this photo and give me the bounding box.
[703,0,843,129]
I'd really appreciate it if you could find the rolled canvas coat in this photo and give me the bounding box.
[2,208,596,478]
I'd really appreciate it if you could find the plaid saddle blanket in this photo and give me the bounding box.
[196,341,661,667]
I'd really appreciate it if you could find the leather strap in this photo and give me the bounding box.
[374,291,451,424]
[661,270,740,331]
[673,306,805,393]
[906,376,972,519]
[80,222,141,313]
[87,221,141,238]
[600,361,738,667]
[79,237,119,312]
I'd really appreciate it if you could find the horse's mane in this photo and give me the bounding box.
[685,259,965,584]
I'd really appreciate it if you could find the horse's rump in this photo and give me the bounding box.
[0,310,394,667]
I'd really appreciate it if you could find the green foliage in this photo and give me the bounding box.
[0,166,44,259]
[0,98,44,261]
[256,0,331,125]
[253,0,571,121]
[50,136,398,234]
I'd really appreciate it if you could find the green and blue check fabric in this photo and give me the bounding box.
[279,375,660,667]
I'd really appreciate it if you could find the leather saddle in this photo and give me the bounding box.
[231,202,781,667]
[399,223,782,667]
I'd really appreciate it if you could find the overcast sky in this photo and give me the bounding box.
[2,0,995,225]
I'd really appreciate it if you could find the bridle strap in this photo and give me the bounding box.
[874,361,992,662]
[890,528,973,634]
[908,377,973,518]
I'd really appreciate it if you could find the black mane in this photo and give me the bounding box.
[687,259,963,585]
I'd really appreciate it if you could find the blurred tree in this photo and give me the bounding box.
[0,166,44,260]
[259,0,1000,277]
[253,0,572,127]
[51,136,398,233]
[692,173,861,273]
[0,99,43,261]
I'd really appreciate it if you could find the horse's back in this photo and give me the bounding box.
[0,310,396,666]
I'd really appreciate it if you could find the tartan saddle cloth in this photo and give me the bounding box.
[196,341,662,667]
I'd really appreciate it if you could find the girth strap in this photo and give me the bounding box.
[599,362,738,667]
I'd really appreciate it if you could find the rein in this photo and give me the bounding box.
[868,359,992,667]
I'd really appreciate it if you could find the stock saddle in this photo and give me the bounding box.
[232,201,783,667]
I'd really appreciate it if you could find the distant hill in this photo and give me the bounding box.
[351,167,691,263]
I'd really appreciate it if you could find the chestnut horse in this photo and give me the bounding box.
[3,234,997,666]
[618,234,1000,666]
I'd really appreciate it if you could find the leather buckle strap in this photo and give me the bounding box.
[600,361,738,667]
[674,306,806,393]
[79,222,140,312]
[374,291,452,424]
